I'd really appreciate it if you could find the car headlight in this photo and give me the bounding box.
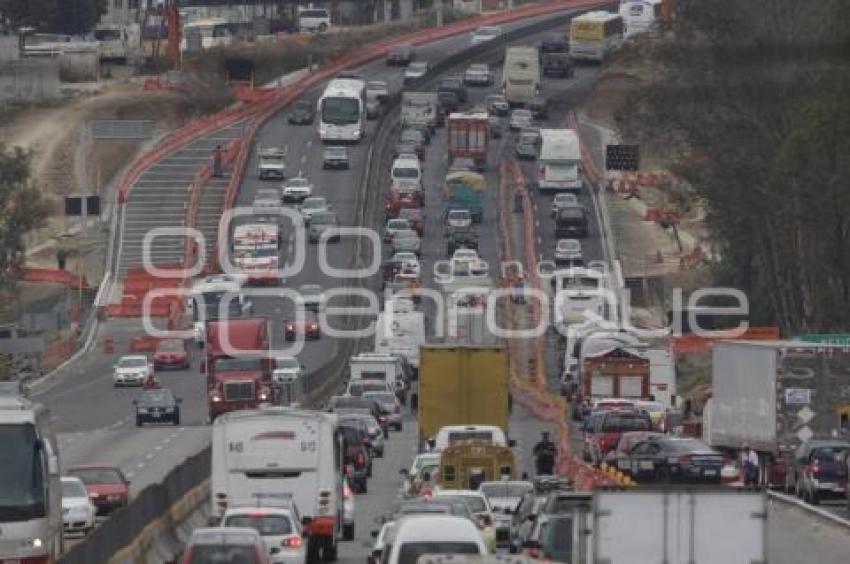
[25,537,44,548]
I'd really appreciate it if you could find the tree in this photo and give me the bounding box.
[0,146,50,290]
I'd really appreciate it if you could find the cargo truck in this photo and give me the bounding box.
[537,129,582,192]
[375,298,425,377]
[578,337,651,417]
[443,170,486,223]
[704,340,850,488]
[418,345,509,446]
[447,111,489,171]
[401,91,441,131]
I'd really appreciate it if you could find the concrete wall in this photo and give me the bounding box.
[0,58,61,101]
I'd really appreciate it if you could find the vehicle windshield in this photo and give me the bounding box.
[408,62,428,72]
[294,100,312,111]
[275,357,299,369]
[447,431,492,444]
[440,79,462,89]
[665,438,711,453]
[600,414,651,432]
[364,392,396,403]
[393,167,420,179]
[321,97,360,125]
[310,212,336,225]
[224,513,293,535]
[302,199,327,209]
[389,220,410,229]
[398,541,480,564]
[71,467,124,485]
[812,446,850,462]
[0,424,46,521]
[94,29,122,41]
[139,390,174,403]
[215,357,264,372]
[480,483,531,499]
[62,479,87,498]
[118,357,147,368]
[188,545,261,564]
[157,340,184,352]
[541,517,574,561]
[368,81,387,90]
[449,211,471,220]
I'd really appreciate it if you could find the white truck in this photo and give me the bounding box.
[211,408,344,560]
[257,147,287,180]
[646,347,677,409]
[375,298,426,377]
[231,222,281,285]
[444,281,499,346]
[349,352,407,390]
[590,489,767,564]
[189,274,250,346]
[704,340,850,488]
[537,129,582,192]
[503,46,540,106]
[401,92,440,130]
[94,23,140,63]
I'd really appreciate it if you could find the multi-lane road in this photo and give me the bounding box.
[31,8,850,561]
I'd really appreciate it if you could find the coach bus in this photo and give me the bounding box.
[569,11,624,62]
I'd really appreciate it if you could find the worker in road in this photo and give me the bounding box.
[741,444,759,489]
[143,373,160,390]
[533,431,557,476]
[212,144,223,177]
[513,273,525,305]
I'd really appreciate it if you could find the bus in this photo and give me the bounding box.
[568,11,624,62]
[503,46,540,106]
[0,383,62,563]
[180,18,233,52]
[619,0,663,38]
[318,78,367,143]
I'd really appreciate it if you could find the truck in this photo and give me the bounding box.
[94,22,140,63]
[579,336,650,412]
[443,170,486,223]
[375,298,426,377]
[646,347,677,409]
[401,91,441,131]
[211,408,344,561]
[590,489,767,564]
[537,129,582,192]
[444,283,499,346]
[418,345,509,444]
[704,340,850,488]
[447,112,489,171]
[348,352,409,401]
[231,222,281,286]
[438,442,516,489]
[203,318,273,421]
[188,274,251,347]
[257,147,287,179]
[503,46,540,106]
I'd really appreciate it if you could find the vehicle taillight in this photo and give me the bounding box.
[356,453,366,467]
[283,535,303,548]
[527,547,540,559]
[811,460,821,477]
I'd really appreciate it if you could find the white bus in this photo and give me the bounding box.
[503,46,540,106]
[569,11,624,62]
[0,383,62,563]
[619,0,663,38]
[180,18,233,52]
[318,78,367,143]
[211,409,344,559]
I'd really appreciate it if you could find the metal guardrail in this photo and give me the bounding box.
[766,490,850,529]
[90,119,155,140]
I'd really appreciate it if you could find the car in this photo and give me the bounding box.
[337,423,372,493]
[479,480,534,548]
[133,387,182,426]
[446,209,473,229]
[587,409,653,464]
[112,354,153,387]
[489,116,504,139]
[397,207,424,236]
[271,355,305,387]
[385,218,412,243]
[621,435,725,483]
[389,251,421,277]
[551,192,580,216]
[437,76,467,103]
[509,108,533,131]
[61,476,96,536]
[528,98,548,120]
[366,520,396,564]
[298,196,330,224]
[400,128,427,158]
[612,431,665,473]
[401,453,442,496]
[446,228,479,255]
[539,34,569,55]
[221,502,306,564]
[449,157,477,173]
[554,207,589,239]
[180,527,271,564]
[339,412,385,456]
[789,440,850,504]
[342,479,355,540]
[515,128,541,159]
[386,43,414,65]
[403,61,429,83]
[366,80,390,102]
[152,338,190,370]
[485,93,510,116]
[327,394,383,422]
[542,52,574,78]
[553,238,583,266]
[385,515,486,564]
[363,390,403,431]
[287,99,315,125]
[67,465,130,515]
[284,312,321,341]
[470,25,503,45]
[438,90,461,113]
[296,284,324,312]
[451,247,480,264]
[253,196,282,213]
[281,177,313,203]
[429,490,497,552]
[392,229,421,255]
[322,145,349,169]
[308,210,340,243]
[463,63,493,86]
[366,98,382,120]
[521,514,574,562]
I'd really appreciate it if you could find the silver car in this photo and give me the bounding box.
[464,63,493,86]
[509,109,533,131]
[281,177,313,203]
[551,192,580,216]
[299,196,329,224]
[392,229,421,255]
[308,210,340,243]
[554,238,583,266]
[364,390,403,431]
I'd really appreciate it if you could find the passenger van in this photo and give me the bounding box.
[390,156,423,191]
[298,7,331,32]
[384,515,487,564]
[619,0,663,38]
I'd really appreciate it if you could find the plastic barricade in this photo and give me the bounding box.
[20,267,89,289]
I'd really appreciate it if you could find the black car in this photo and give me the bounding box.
[438,90,460,113]
[539,35,570,57]
[437,76,468,103]
[386,43,414,66]
[621,436,725,483]
[788,439,849,504]
[528,98,548,120]
[133,388,182,426]
[554,207,589,238]
[542,52,574,78]
[447,228,479,255]
[288,99,315,125]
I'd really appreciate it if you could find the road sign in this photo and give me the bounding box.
[605,144,640,171]
[798,333,850,345]
[796,426,814,443]
[65,195,100,217]
[796,405,815,423]
[786,389,812,406]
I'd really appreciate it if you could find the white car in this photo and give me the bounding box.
[281,177,313,203]
[509,108,533,131]
[62,476,96,536]
[298,196,330,224]
[554,238,583,266]
[258,147,287,180]
[403,61,429,83]
[391,252,420,276]
[463,63,493,86]
[385,218,412,242]
[297,283,324,312]
[551,192,580,216]
[366,80,389,102]
[385,515,486,564]
[430,490,497,553]
[221,503,306,564]
[272,356,304,386]
[451,248,480,264]
[470,25,503,45]
[446,209,473,229]
[113,355,153,387]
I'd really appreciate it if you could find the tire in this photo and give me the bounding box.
[135,418,143,427]
[810,490,820,505]
[396,423,403,431]
[173,415,180,426]
[323,539,338,562]
[318,23,328,33]
[343,523,355,541]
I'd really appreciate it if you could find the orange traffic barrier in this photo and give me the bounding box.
[19,267,89,289]
[129,336,162,353]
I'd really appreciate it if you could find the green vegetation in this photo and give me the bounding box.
[619,0,850,334]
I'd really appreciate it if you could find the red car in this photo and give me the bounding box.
[68,465,130,515]
[385,191,421,217]
[284,313,321,341]
[153,338,190,370]
[398,207,424,236]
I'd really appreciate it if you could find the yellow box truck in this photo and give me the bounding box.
[418,345,509,444]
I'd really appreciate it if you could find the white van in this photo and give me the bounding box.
[211,409,343,560]
[390,156,423,191]
[538,129,582,192]
[298,7,331,32]
[385,515,487,564]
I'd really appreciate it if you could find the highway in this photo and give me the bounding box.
[30,8,850,561]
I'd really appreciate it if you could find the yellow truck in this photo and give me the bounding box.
[418,345,509,444]
[438,441,516,490]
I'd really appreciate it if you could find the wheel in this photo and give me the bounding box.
[173,414,180,426]
[810,490,820,505]
[318,23,328,32]
[343,523,354,541]
[135,418,143,427]
[396,423,403,431]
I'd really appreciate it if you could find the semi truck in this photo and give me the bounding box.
[447,111,489,171]
[418,345,509,445]
[704,340,850,488]
[203,318,273,421]
[443,170,486,223]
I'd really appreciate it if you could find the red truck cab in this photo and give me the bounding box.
[588,409,653,465]
[204,318,272,421]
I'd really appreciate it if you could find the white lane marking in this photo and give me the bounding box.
[155,445,164,452]
[137,462,145,469]
[145,454,154,460]
[125,471,134,479]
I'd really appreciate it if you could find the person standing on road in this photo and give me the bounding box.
[533,431,557,476]
[212,144,223,177]
[513,273,526,305]
[741,444,759,489]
